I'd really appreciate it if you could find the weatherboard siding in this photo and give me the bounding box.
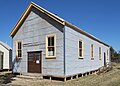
[12,3,111,77]
[12,10,64,75]
[65,26,110,75]
[0,44,11,69]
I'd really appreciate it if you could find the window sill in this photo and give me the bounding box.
[99,58,102,60]
[46,56,56,59]
[78,57,84,59]
[91,58,94,60]
[16,57,22,61]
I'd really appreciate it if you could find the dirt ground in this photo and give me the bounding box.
[0,63,120,86]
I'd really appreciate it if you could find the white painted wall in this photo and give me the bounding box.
[0,44,11,69]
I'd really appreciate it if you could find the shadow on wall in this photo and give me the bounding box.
[12,57,21,74]
[32,7,64,32]
[0,57,22,85]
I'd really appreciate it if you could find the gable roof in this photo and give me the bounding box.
[0,41,12,50]
[10,2,109,47]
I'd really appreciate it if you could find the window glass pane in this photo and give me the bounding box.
[18,50,22,57]
[79,49,82,57]
[48,37,54,46]
[91,44,94,57]
[17,42,22,58]
[18,42,21,49]
[99,47,101,58]
[18,42,20,49]
[19,42,21,49]
[91,44,93,49]
[48,37,50,46]
[79,40,83,57]
[92,52,93,57]
[28,53,34,61]
[79,41,82,48]
[48,47,54,56]
[51,37,54,46]
[34,53,40,60]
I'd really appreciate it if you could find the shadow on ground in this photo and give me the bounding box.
[117,68,120,70]
[0,72,16,85]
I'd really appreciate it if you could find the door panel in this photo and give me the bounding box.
[28,51,42,73]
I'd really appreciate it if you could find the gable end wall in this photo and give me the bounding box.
[12,10,64,76]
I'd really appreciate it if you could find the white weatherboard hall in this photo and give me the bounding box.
[10,2,110,80]
[0,41,12,70]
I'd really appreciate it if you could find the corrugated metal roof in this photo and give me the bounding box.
[0,41,12,50]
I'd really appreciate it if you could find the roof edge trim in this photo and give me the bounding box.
[10,2,65,37]
[65,21,109,47]
[10,2,110,47]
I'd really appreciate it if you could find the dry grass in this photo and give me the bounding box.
[1,63,120,86]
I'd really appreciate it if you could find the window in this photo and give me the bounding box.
[107,50,108,60]
[99,47,101,60]
[16,41,22,58]
[78,39,83,58]
[91,44,94,59]
[46,34,56,58]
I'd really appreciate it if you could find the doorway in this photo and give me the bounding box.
[28,51,42,73]
[104,52,106,66]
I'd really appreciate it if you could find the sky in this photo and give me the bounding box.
[0,0,120,51]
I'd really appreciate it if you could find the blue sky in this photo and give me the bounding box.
[0,0,120,51]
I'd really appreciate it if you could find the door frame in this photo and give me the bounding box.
[27,51,42,73]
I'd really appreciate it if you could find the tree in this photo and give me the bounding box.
[110,47,120,58]
[110,47,115,58]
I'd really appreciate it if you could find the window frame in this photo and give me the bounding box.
[46,34,56,59]
[78,39,84,59]
[16,41,22,59]
[91,44,94,60]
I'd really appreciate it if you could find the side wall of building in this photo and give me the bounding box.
[12,9,64,76]
[0,45,10,69]
[65,26,110,76]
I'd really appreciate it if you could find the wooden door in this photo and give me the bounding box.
[28,51,42,73]
[104,52,106,66]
